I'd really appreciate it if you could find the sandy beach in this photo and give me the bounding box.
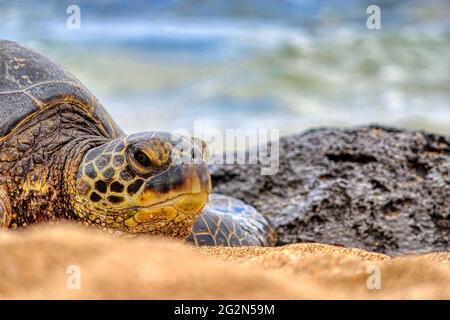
[1,225,448,299]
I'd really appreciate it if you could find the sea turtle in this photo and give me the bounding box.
[0,40,275,246]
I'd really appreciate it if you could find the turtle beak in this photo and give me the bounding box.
[130,190,210,225]
[134,162,212,214]
[127,163,211,228]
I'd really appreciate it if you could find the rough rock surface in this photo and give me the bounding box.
[211,125,450,256]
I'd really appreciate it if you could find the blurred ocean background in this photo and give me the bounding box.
[0,0,449,142]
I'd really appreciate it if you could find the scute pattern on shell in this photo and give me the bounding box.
[0,40,123,139]
[187,194,276,247]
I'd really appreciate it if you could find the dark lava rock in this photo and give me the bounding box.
[210,125,450,256]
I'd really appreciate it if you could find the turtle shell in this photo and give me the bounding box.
[0,40,124,138]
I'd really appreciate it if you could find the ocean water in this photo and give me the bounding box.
[0,0,449,142]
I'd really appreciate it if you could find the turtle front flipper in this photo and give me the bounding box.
[186,194,276,247]
[0,183,11,229]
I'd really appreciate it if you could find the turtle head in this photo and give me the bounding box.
[71,132,211,238]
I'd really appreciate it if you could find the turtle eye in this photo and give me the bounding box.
[133,149,152,168]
